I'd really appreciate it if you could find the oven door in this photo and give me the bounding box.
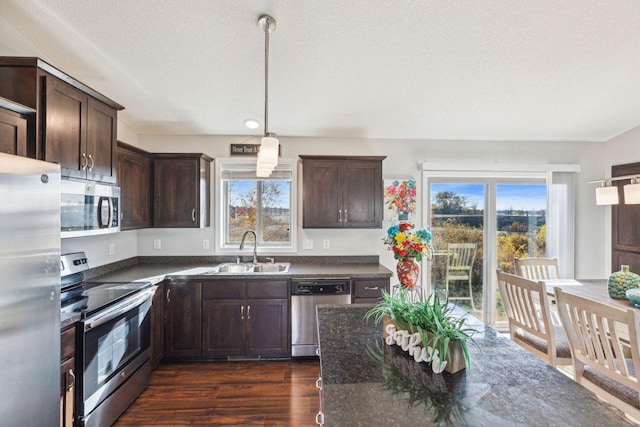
[80,289,152,417]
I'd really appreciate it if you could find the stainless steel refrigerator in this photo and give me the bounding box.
[0,153,61,426]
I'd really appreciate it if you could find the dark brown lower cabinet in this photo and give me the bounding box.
[165,281,202,358]
[202,279,290,358]
[60,324,76,427]
[351,277,390,304]
[151,281,165,368]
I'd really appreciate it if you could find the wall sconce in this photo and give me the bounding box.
[595,182,619,205]
[624,177,640,204]
[590,174,640,205]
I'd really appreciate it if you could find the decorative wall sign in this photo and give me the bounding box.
[230,144,260,156]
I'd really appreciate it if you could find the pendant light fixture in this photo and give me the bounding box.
[256,14,279,177]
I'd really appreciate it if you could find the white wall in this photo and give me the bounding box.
[125,134,606,279]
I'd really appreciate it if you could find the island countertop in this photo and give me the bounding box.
[316,304,632,426]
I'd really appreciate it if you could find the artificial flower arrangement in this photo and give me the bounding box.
[384,180,417,218]
[384,222,432,261]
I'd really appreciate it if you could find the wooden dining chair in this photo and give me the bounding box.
[496,270,572,367]
[554,288,640,421]
[514,257,560,280]
[445,243,477,310]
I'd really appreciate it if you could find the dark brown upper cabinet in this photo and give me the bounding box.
[153,153,213,228]
[117,142,152,230]
[612,162,640,273]
[300,155,385,228]
[0,57,123,182]
[0,105,29,156]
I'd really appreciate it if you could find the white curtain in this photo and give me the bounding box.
[546,171,575,278]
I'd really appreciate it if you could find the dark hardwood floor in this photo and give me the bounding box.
[113,360,321,426]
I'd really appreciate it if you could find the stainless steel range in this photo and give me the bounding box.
[61,252,155,427]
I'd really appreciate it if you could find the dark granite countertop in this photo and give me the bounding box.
[87,258,392,284]
[317,304,632,427]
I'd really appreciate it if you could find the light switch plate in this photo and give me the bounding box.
[303,239,314,250]
[323,239,330,249]
[203,239,210,250]
[153,239,161,250]
[109,243,115,255]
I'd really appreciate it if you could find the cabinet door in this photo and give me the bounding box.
[44,76,87,179]
[150,282,165,369]
[117,143,152,230]
[342,160,382,228]
[302,160,342,228]
[165,282,202,358]
[0,108,27,156]
[202,300,246,356]
[245,298,289,357]
[154,157,200,227]
[86,98,117,183]
[60,357,75,427]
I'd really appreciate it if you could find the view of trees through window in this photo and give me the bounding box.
[225,179,291,246]
[430,182,546,321]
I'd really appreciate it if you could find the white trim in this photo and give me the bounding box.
[420,162,581,173]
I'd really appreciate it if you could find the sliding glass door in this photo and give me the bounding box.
[428,179,547,326]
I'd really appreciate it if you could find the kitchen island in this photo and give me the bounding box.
[316,304,633,426]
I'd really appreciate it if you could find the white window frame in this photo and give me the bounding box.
[215,158,298,254]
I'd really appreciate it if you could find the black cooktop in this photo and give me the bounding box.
[61,281,153,318]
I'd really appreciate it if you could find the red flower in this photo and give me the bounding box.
[398,249,408,257]
[399,222,411,232]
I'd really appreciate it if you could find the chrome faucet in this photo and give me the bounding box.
[239,230,258,263]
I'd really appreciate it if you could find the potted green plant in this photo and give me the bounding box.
[365,289,477,374]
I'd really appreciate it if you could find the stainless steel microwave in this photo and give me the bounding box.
[61,180,120,238]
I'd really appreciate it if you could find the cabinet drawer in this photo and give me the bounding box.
[246,281,289,298]
[202,281,245,299]
[60,325,76,362]
[353,279,389,298]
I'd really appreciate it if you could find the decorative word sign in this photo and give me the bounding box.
[230,144,260,156]
[384,323,447,374]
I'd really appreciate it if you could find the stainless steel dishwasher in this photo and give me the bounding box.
[291,278,351,357]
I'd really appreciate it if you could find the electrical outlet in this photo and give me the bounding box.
[323,239,330,249]
[109,243,115,255]
[153,239,161,250]
[303,239,314,250]
[203,239,210,250]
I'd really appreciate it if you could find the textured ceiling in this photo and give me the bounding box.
[1,0,639,141]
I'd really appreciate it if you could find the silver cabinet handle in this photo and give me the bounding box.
[315,377,323,390]
[364,286,379,290]
[315,411,324,426]
[166,288,171,302]
[338,209,342,222]
[88,154,94,171]
[241,305,244,320]
[344,209,348,222]
[192,208,196,222]
[67,368,75,392]
[81,153,88,170]
[247,305,251,319]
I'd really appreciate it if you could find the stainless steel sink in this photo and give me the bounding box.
[252,262,290,273]
[207,262,290,274]
[212,263,255,273]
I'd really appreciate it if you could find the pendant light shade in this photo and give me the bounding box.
[255,14,279,177]
[595,183,619,205]
[624,178,640,204]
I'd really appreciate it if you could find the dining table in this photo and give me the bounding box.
[543,278,638,311]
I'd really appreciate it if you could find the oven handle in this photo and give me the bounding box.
[83,287,156,331]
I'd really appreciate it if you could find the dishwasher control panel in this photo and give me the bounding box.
[291,278,351,295]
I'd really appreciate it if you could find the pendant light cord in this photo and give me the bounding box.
[264,17,270,137]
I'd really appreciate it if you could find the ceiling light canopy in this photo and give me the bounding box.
[255,14,279,178]
[244,119,260,129]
